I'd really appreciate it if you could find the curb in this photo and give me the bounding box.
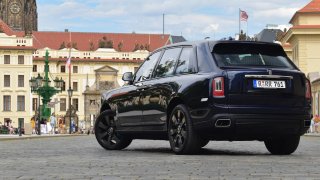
[304,133,320,137]
[0,134,88,141]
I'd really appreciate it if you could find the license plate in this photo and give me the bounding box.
[253,80,286,89]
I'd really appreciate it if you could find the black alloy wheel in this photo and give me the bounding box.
[95,110,132,150]
[168,104,201,154]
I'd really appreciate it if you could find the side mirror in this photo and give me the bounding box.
[122,72,133,82]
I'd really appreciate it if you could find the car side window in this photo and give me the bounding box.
[134,51,161,82]
[154,48,181,78]
[175,47,193,74]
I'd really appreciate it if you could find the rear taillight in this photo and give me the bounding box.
[213,77,225,97]
[305,79,312,101]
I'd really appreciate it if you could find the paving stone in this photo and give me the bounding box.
[0,136,319,179]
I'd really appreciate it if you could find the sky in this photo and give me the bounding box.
[37,0,311,41]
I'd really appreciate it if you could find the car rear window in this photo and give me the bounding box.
[212,43,295,69]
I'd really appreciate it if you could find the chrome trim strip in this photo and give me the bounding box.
[245,75,293,79]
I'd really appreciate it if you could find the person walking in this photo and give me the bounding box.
[31,117,36,134]
[50,113,56,134]
[315,115,320,133]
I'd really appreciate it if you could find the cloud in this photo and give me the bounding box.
[37,0,311,40]
[254,7,299,20]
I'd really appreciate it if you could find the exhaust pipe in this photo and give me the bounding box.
[215,119,231,128]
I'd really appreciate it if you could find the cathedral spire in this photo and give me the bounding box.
[0,0,38,32]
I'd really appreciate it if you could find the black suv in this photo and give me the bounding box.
[95,40,312,155]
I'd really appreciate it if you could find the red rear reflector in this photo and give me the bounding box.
[213,77,225,97]
[306,79,311,100]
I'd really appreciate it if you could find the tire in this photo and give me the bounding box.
[94,110,132,150]
[168,104,201,154]
[264,136,300,155]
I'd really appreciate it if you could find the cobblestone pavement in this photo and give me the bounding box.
[0,135,320,179]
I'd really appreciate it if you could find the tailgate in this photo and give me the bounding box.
[226,69,306,114]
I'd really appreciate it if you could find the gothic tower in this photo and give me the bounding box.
[0,0,38,32]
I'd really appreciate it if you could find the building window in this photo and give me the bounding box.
[73,66,78,73]
[3,95,11,111]
[18,75,24,87]
[73,82,78,91]
[4,55,10,64]
[32,98,38,111]
[18,55,24,64]
[72,98,79,111]
[60,98,66,111]
[4,75,10,87]
[61,65,66,73]
[17,96,25,111]
[33,65,37,72]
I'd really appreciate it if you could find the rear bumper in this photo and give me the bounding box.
[193,113,311,141]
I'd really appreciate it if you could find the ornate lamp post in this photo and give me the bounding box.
[29,50,64,135]
[67,88,73,134]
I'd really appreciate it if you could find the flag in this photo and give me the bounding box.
[240,10,248,21]
[66,56,71,68]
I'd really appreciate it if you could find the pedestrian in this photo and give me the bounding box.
[71,119,75,133]
[310,117,315,133]
[31,117,36,134]
[50,113,56,134]
[8,121,14,134]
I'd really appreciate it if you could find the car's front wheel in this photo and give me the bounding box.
[95,110,132,150]
[168,104,201,154]
[264,136,300,155]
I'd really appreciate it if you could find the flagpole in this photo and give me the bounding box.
[239,8,241,38]
[247,19,249,40]
[68,31,72,134]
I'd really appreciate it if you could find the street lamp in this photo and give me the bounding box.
[29,73,43,135]
[67,88,73,134]
[29,50,65,135]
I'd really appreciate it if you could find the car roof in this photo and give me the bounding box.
[155,40,283,52]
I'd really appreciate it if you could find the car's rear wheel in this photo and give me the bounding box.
[168,104,201,154]
[95,110,132,150]
[264,136,300,155]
